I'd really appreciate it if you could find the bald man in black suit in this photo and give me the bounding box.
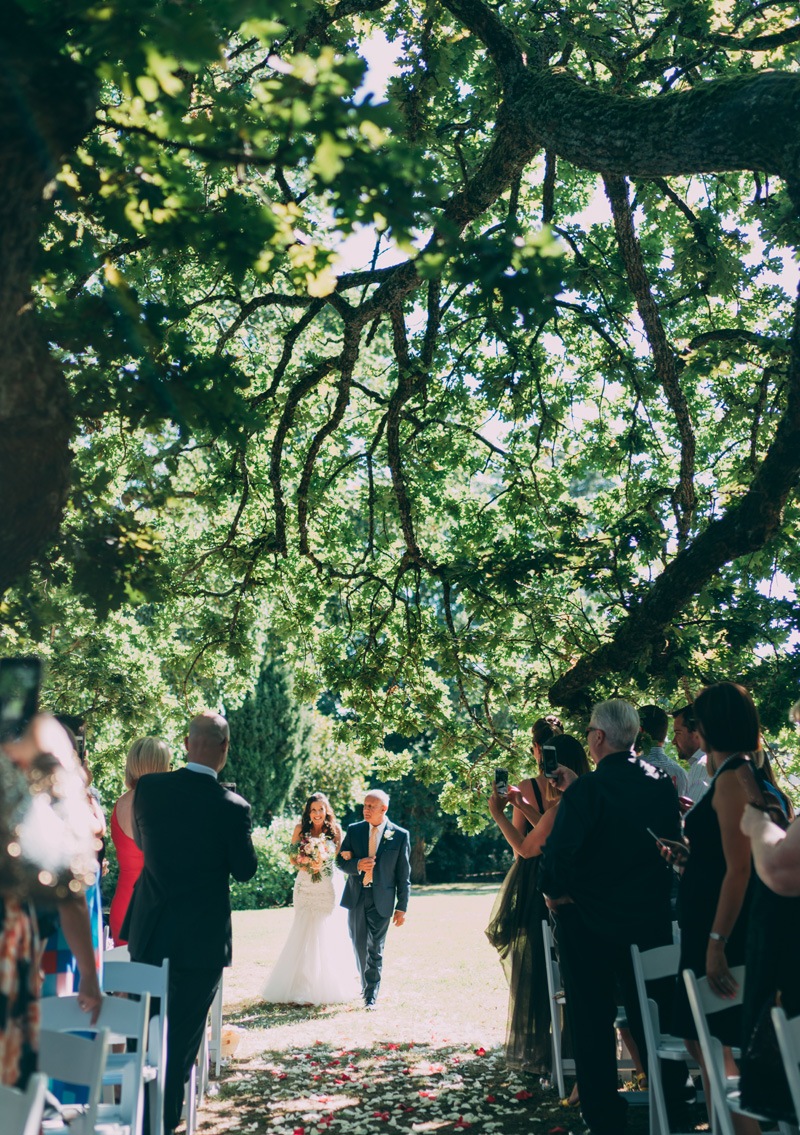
[122,712,257,1134]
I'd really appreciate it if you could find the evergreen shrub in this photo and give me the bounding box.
[230,819,296,910]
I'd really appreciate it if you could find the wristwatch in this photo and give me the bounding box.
[709,931,729,944]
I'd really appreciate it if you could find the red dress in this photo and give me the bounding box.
[109,801,144,945]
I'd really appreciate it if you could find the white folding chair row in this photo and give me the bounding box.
[103,959,170,1135]
[0,1072,48,1135]
[683,967,797,1135]
[39,1027,110,1135]
[99,953,204,1135]
[40,992,150,1135]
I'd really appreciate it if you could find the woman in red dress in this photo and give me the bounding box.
[109,736,172,945]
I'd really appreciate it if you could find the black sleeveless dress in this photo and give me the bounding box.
[485,780,551,1070]
[671,755,752,1044]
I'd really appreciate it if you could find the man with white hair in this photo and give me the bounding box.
[337,789,410,1009]
[123,711,257,1135]
[541,698,682,1135]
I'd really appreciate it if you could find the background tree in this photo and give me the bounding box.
[3,0,800,824]
[227,647,313,825]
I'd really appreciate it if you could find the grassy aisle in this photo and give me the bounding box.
[195,885,687,1134]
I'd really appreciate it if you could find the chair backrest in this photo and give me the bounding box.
[630,941,680,1038]
[771,1005,800,1123]
[683,967,746,1135]
[41,992,150,1043]
[103,958,169,1002]
[41,993,151,1134]
[0,1072,48,1135]
[38,1029,109,1135]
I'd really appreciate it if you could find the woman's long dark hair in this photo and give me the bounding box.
[300,792,340,840]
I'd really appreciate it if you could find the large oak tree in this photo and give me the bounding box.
[4,0,800,811]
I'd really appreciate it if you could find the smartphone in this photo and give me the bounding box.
[542,744,559,778]
[494,768,509,797]
[0,656,41,742]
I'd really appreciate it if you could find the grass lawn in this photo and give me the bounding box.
[195,884,706,1134]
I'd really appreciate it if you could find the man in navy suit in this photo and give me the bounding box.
[337,790,410,1009]
[122,712,257,1134]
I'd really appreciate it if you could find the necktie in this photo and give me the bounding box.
[363,824,379,886]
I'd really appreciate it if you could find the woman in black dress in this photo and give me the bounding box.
[486,732,590,1075]
[666,682,763,1135]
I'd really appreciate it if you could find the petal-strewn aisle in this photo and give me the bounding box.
[194,886,694,1135]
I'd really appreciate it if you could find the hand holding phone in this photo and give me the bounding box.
[494,767,509,797]
[542,744,559,779]
[647,828,689,870]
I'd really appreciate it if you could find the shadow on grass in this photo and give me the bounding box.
[228,999,362,1029]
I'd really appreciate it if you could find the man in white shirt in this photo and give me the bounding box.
[638,705,689,797]
[671,704,708,803]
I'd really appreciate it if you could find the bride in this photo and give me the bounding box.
[261,792,360,1006]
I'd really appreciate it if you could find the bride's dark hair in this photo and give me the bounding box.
[300,792,339,840]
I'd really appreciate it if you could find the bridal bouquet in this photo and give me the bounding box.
[292,834,334,882]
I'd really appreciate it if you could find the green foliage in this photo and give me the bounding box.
[230,820,296,910]
[227,648,313,825]
[5,0,800,827]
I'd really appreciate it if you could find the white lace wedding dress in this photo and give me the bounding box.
[261,863,361,1005]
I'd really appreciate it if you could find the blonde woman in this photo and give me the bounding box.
[109,737,172,944]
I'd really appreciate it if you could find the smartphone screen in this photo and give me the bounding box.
[542,744,559,778]
[0,656,41,741]
[494,767,509,796]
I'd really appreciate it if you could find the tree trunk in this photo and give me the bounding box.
[0,12,95,594]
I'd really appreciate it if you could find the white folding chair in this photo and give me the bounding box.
[39,1028,110,1135]
[631,942,695,1135]
[0,1072,48,1135]
[541,919,575,1099]
[683,967,795,1135]
[40,993,150,1135]
[103,959,170,1135]
[771,1005,800,1126]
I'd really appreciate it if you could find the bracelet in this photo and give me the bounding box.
[709,931,728,945]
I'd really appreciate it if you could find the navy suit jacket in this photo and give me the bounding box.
[337,819,411,919]
[121,768,258,970]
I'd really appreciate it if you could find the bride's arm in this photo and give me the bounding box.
[289,823,303,866]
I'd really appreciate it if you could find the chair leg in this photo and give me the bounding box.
[184,1063,197,1135]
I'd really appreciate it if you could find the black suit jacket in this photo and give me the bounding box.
[121,768,258,969]
[540,751,681,945]
[337,819,411,919]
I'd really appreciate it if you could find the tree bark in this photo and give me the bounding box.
[0,12,95,594]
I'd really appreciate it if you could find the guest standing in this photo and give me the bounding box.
[122,712,257,1135]
[541,699,680,1135]
[109,736,172,945]
[486,733,590,1071]
[666,682,763,1135]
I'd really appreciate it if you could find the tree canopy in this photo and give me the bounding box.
[3,0,800,821]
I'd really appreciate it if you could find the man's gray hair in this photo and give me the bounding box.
[591,698,640,750]
[365,788,390,808]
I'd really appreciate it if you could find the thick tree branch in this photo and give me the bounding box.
[603,173,697,542]
[549,282,800,711]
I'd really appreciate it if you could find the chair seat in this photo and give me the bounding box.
[655,1033,692,1059]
